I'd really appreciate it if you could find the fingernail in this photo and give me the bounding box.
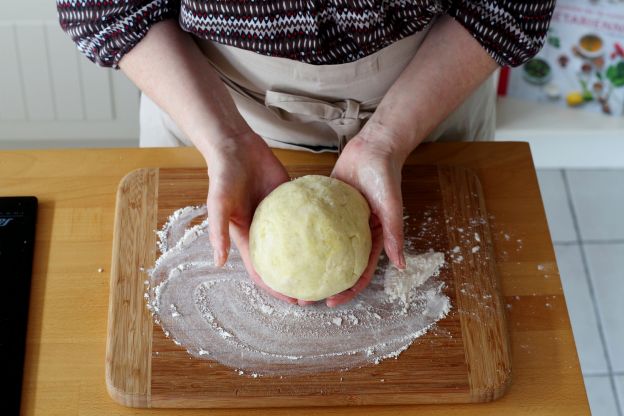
[213,249,223,267]
[398,250,406,270]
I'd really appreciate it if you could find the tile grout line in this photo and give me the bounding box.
[583,239,624,245]
[562,169,623,416]
[554,239,624,246]
[586,372,624,377]
[585,372,617,377]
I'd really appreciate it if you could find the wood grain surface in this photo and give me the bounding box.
[4,143,590,415]
[106,165,511,408]
[105,168,157,407]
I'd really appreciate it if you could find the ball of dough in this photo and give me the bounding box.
[249,175,372,301]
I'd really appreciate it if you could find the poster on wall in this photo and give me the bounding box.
[503,0,624,117]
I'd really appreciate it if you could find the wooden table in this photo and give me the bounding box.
[1,142,590,415]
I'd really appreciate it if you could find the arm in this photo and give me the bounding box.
[58,1,295,301]
[365,15,499,156]
[118,20,250,155]
[370,0,556,151]
[330,1,554,306]
[327,17,500,306]
[118,21,296,302]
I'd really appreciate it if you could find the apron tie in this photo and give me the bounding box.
[264,90,377,152]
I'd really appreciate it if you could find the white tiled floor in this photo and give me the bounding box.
[585,376,621,416]
[566,170,624,241]
[616,377,624,413]
[538,169,624,416]
[585,244,624,373]
[536,170,577,243]
[554,245,608,374]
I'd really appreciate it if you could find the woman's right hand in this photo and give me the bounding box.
[203,130,297,304]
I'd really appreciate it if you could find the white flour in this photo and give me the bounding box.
[384,251,445,306]
[146,205,451,376]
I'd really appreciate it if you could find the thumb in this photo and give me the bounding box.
[207,195,231,268]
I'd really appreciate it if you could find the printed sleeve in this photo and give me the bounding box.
[56,0,180,68]
[446,1,556,67]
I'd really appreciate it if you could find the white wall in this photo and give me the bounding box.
[0,0,140,148]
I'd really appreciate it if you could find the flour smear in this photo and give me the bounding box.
[146,205,451,376]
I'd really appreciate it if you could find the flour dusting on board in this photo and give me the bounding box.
[146,205,451,376]
[384,252,445,306]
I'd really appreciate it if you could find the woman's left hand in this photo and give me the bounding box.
[326,123,411,307]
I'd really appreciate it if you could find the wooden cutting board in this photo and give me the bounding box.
[106,165,511,408]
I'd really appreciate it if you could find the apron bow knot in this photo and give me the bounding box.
[264,90,376,152]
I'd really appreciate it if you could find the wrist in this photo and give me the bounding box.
[366,97,429,152]
[201,129,268,166]
[356,121,418,164]
[193,123,256,157]
[173,83,254,155]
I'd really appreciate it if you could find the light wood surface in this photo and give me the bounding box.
[108,165,510,407]
[106,168,157,407]
[1,142,590,415]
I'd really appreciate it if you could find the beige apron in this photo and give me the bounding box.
[140,29,496,150]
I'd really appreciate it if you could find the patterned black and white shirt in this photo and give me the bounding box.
[56,0,555,69]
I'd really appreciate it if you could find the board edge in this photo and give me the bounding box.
[438,165,512,403]
[105,168,159,408]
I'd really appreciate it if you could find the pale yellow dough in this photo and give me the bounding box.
[249,175,372,301]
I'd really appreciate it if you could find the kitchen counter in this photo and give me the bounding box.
[1,142,589,415]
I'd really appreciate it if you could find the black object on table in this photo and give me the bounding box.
[0,197,37,415]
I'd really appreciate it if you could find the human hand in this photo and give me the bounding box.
[203,130,296,304]
[326,124,410,307]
